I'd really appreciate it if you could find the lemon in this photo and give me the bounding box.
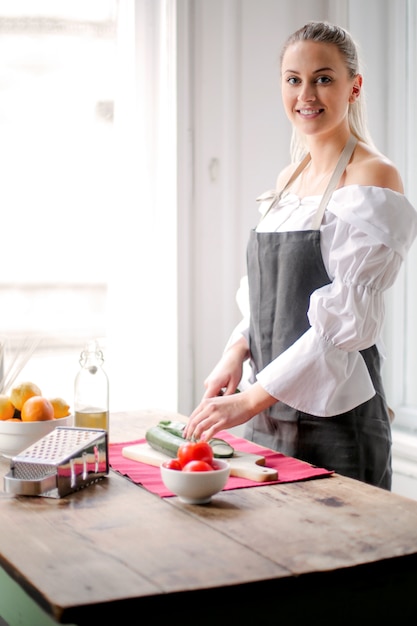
[49,397,71,419]
[10,381,42,411]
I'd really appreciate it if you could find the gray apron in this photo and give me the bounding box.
[244,136,392,489]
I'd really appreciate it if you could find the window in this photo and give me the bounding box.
[381,0,417,431]
[388,0,417,489]
[0,0,179,414]
[0,1,117,403]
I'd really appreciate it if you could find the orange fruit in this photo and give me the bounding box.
[49,397,71,418]
[21,396,54,422]
[0,395,16,421]
[10,381,42,411]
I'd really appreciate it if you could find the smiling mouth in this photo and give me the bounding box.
[297,108,324,115]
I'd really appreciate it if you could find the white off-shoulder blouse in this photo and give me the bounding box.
[227,185,417,417]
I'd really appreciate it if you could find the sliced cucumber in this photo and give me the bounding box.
[208,437,234,458]
[145,421,234,458]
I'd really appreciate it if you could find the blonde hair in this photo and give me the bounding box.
[281,21,374,162]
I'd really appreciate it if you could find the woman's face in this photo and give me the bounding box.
[281,40,360,138]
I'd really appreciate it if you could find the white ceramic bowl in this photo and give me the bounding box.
[160,459,231,504]
[0,414,73,457]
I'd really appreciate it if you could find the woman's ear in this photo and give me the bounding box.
[349,74,363,102]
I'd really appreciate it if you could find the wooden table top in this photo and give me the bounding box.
[1,409,417,625]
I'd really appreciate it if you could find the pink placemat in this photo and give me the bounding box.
[109,430,334,497]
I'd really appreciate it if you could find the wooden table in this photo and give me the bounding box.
[1,409,417,626]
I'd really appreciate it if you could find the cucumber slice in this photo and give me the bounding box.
[209,438,234,458]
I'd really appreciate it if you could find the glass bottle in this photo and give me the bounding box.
[74,340,109,431]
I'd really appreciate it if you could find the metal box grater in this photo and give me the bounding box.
[3,426,109,498]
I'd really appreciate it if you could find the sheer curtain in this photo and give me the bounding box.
[106,0,178,412]
[0,1,116,403]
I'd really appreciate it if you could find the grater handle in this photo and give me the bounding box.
[3,472,57,496]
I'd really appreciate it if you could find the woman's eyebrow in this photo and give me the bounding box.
[283,66,336,74]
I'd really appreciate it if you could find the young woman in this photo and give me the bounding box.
[184,21,417,489]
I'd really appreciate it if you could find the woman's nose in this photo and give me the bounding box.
[298,85,317,102]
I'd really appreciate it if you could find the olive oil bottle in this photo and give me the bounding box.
[74,340,109,432]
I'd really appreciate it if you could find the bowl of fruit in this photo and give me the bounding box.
[160,440,231,504]
[0,381,72,457]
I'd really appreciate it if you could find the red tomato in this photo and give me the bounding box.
[177,440,214,468]
[182,460,214,472]
[162,458,182,470]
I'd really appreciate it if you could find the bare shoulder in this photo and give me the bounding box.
[346,142,404,193]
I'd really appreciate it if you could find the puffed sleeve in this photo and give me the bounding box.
[256,186,417,416]
[224,276,250,348]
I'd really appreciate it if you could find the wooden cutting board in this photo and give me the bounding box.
[122,442,278,482]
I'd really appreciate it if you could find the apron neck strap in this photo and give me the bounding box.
[278,152,311,198]
[259,135,358,227]
[311,134,358,230]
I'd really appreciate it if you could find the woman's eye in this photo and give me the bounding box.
[316,76,332,84]
[286,76,331,86]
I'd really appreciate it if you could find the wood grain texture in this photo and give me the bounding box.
[1,409,417,625]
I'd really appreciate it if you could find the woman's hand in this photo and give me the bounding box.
[201,336,250,399]
[184,382,277,442]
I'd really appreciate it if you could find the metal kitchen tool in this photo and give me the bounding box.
[3,426,108,498]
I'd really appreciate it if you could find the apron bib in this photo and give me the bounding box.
[244,136,392,489]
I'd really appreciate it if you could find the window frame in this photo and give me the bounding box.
[387,0,417,436]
